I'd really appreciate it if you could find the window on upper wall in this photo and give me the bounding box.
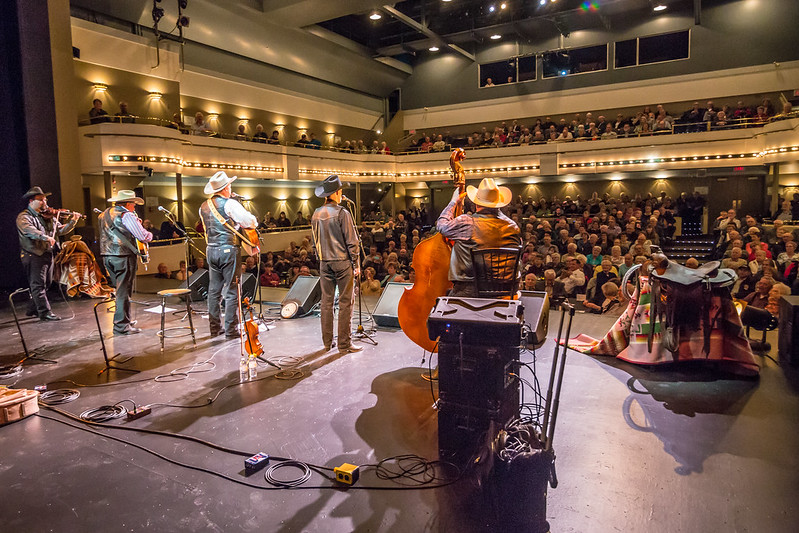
[614,30,690,69]
[542,44,608,79]
[479,58,518,87]
[517,55,537,82]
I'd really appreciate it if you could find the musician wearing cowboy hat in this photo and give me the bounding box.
[199,171,258,339]
[436,177,522,297]
[311,175,362,353]
[17,186,81,320]
[100,190,153,335]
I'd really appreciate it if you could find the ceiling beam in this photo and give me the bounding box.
[380,4,475,62]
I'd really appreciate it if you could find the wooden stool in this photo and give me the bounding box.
[156,288,196,352]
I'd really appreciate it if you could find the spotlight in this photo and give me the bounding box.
[178,0,188,8]
[653,4,667,12]
[539,0,546,5]
[177,15,190,28]
[370,11,382,20]
[501,2,507,9]
[429,46,440,51]
[152,0,164,24]
[489,5,495,13]
[490,34,502,40]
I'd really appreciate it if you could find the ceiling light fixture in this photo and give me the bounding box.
[490,34,502,40]
[653,4,667,11]
[369,11,382,20]
[429,46,440,51]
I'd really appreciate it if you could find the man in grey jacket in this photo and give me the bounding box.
[16,186,80,320]
[311,175,362,354]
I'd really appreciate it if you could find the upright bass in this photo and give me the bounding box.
[397,148,466,353]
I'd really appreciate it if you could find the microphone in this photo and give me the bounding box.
[341,195,355,204]
[93,208,102,214]
[158,206,171,215]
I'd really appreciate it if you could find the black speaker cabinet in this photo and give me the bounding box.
[187,268,208,301]
[281,275,321,318]
[778,295,799,366]
[519,290,550,348]
[438,342,520,410]
[241,273,257,302]
[372,282,412,328]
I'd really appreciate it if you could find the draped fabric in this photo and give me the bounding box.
[568,275,759,376]
[54,240,114,299]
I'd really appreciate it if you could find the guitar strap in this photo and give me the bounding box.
[206,198,256,247]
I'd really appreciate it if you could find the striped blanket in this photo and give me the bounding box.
[568,275,759,376]
[57,252,114,299]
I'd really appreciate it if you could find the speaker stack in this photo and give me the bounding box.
[187,268,209,301]
[427,297,523,466]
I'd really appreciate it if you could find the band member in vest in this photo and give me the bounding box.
[100,190,153,335]
[311,175,362,353]
[16,186,81,320]
[436,177,522,297]
[199,171,258,338]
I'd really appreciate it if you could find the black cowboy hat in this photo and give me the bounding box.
[22,186,52,200]
[315,175,343,198]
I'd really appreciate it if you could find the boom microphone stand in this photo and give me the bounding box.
[342,196,377,345]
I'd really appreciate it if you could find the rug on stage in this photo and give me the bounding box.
[568,275,759,376]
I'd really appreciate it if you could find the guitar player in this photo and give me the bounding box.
[99,190,153,335]
[199,171,258,339]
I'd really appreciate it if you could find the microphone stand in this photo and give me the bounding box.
[342,197,377,345]
[162,209,206,317]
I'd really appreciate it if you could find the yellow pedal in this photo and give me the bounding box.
[334,463,360,485]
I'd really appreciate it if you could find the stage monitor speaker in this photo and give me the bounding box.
[188,268,208,301]
[778,295,799,366]
[372,282,412,328]
[519,291,550,348]
[281,275,321,318]
[241,273,257,302]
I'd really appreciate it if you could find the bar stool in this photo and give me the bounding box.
[156,288,196,352]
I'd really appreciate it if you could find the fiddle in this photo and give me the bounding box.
[41,207,86,220]
[241,297,264,358]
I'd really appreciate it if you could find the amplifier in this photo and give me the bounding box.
[438,343,520,410]
[778,295,799,366]
[428,297,523,346]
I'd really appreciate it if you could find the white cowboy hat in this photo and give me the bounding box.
[466,178,512,208]
[107,190,144,205]
[204,170,238,195]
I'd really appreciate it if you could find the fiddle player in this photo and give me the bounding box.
[199,171,257,339]
[16,186,81,320]
[436,177,522,297]
[311,175,362,353]
[99,190,153,335]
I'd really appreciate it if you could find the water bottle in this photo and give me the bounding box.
[239,356,248,382]
[248,357,257,380]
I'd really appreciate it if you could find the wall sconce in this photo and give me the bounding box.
[148,91,163,100]
[238,118,249,125]
[207,113,219,121]
[93,83,108,92]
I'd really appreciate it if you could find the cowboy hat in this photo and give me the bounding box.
[107,190,144,205]
[466,178,512,208]
[22,186,52,200]
[204,170,237,195]
[315,175,343,198]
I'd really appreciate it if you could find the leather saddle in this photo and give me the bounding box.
[646,247,737,355]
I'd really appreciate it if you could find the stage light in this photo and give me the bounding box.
[653,4,667,12]
[370,11,382,20]
[490,34,502,40]
[489,5,496,13]
[539,0,546,5]
[429,46,440,51]
[501,3,507,9]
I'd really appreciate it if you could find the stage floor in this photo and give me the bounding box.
[0,292,797,532]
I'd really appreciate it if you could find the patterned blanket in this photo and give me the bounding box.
[57,252,114,299]
[568,275,759,376]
